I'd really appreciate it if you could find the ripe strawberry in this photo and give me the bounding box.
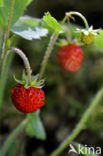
[11,84,45,113]
[58,43,84,72]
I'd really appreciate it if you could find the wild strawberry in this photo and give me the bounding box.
[11,84,45,113]
[58,43,83,72]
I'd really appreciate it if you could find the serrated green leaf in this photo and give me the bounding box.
[0,0,4,7]
[43,12,64,33]
[11,22,48,40]
[26,110,46,140]
[0,0,33,28]
[95,30,103,52]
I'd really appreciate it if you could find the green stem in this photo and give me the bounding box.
[38,32,58,80]
[51,88,103,156]
[5,0,15,40]
[10,48,32,85]
[61,16,68,26]
[0,52,14,109]
[0,0,15,77]
[62,11,89,30]
[0,119,27,156]
[0,31,5,57]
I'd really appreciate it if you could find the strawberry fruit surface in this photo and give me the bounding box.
[11,84,45,113]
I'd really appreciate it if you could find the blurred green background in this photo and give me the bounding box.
[1,0,103,155]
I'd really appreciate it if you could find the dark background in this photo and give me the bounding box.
[26,0,103,28]
[1,0,103,155]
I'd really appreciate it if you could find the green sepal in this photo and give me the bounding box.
[13,75,25,85]
[22,70,27,84]
[24,84,28,88]
[31,74,45,88]
[56,39,70,47]
[13,73,45,89]
[13,71,27,86]
[32,79,45,88]
[31,74,39,86]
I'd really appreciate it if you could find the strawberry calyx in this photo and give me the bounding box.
[14,72,44,89]
[57,38,83,49]
[56,39,70,47]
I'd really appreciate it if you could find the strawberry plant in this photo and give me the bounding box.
[0,0,103,156]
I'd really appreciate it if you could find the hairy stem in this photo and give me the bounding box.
[63,11,89,30]
[0,119,27,156]
[51,88,103,156]
[10,48,32,85]
[38,32,58,80]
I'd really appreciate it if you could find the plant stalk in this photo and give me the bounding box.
[62,11,89,30]
[51,88,103,156]
[10,48,32,85]
[0,0,15,77]
[5,0,15,40]
[38,32,58,80]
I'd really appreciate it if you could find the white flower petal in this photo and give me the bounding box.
[92,32,97,35]
[81,29,86,32]
[76,26,100,36]
[89,25,93,31]
[84,31,89,35]
[93,29,100,32]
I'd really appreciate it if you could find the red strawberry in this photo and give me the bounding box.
[11,84,45,113]
[58,43,84,72]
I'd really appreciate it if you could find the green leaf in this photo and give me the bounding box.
[43,12,64,33]
[0,0,4,7]
[26,110,46,140]
[0,0,33,27]
[26,0,32,6]
[11,22,48,40]
[95,30,103,52]
[7,140,19,156]
[17,16,42,27]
